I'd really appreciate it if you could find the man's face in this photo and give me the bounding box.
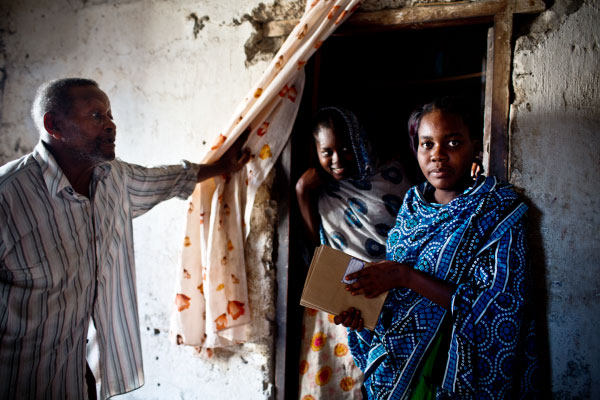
[56,85,116,163]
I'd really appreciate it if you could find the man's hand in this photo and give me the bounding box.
[333,307,364,332]
[215,127,251,175]
[345,260,410,298]
[197,128,252,182]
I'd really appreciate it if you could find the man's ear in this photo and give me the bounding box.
[43,112,62,140]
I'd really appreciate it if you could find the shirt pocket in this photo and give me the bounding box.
[1,229,58,289]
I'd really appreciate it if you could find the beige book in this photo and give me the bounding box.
[300,245,388,330]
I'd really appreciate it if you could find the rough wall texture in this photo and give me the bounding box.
[0,0,277,398]
[511,0,600,397]
[1,0,599,398]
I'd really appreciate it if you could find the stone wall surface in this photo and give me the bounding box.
[511,0,600,397]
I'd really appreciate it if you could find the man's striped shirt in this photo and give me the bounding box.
[0,142,199,399]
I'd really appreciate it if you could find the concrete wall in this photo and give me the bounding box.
[510,0,600,397]
[0,0,284,398]
[1,0,599,398]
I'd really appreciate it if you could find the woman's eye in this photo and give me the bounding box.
[448,140,460,147]
[420,142,433,149]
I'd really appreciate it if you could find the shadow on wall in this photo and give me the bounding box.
[521,197,552,397]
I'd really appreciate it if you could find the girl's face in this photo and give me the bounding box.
[315,125,355,180]
[417,109,478,204]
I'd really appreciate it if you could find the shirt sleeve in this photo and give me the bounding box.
[120,160,200,218]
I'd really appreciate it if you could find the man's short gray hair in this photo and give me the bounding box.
[31,78,99,135]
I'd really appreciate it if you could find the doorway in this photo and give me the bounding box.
[280,23,491,400]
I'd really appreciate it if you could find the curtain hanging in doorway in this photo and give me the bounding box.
[170,0,361,349]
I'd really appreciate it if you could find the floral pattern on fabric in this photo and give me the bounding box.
[299,310,362,399]
[170,0,362,350]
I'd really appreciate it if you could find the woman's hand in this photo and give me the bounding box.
[345,261,411,298]
[333,307,364,332]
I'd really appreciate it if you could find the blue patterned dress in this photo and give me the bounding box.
[348,176,539,399]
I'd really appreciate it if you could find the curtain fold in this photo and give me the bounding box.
[170,0,361,349]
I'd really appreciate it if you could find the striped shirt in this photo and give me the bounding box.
[0,142,199,399]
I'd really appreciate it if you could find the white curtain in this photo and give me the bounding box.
[170,0,361,349]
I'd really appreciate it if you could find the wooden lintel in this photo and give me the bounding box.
[515,0,546,14]
[264,0,543,38]
[344,0,507,29]
[487,2,515,180]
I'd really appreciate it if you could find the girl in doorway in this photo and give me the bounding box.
[296,107,412,399]
[335,97,539,399]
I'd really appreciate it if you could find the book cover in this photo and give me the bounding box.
[300,245,388,330]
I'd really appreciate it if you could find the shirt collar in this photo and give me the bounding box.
[32,141,112,197]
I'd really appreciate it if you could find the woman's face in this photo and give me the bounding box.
[417,109,478,203]
[315,125,355,180]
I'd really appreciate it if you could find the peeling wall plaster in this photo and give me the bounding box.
[240,0,304,65]
[240,0,458,65]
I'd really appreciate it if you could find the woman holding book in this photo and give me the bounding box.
[295,107,412,399]
[335,97,540,399]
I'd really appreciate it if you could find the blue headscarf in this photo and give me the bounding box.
[316,106,375,180]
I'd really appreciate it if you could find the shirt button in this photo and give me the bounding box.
[66,187,74,195]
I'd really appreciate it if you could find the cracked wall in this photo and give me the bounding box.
[511,0,600,397]
[241,0,455,65]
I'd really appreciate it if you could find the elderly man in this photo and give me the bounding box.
[0,78,249,399]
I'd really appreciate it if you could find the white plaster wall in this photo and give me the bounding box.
[3,0,600,398]
[0,0,280,398]
[511,0,600,397]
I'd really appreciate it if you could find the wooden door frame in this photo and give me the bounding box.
[266,0,545,180]
[272,1,545,398]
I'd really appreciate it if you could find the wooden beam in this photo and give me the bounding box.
[487,1,515,180]
[344,0,505,29]
[515,0,546,14]
[482,27,495,176]
[264,0,543,37]
[274,139,291,400]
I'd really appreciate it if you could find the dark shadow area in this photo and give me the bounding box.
[316,24,490,177]
[280,23,494,399]
[521,195,553,397]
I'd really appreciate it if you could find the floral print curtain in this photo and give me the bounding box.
[170,0,361,349]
